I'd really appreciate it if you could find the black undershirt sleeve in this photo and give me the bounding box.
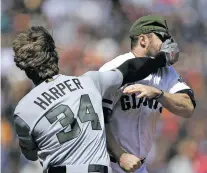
[117,52,166,86]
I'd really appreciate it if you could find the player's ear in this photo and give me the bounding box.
[139,34,148,48]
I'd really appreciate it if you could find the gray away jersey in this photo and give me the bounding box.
[13,70,123,172]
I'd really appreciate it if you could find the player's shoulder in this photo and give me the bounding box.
[99,52,135,72]
[159,65,179,78]
[14,97,32,127]
[14,74,75,122]
[14,87,36,117]
[81,71,99,82]
[14,74,67,114]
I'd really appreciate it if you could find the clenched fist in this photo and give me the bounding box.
[119,153,142,172]
[160,38,179,65]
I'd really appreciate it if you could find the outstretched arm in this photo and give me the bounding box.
[85,51,167,97]
[116,52,166,86]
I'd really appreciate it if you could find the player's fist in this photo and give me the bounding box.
[160,38,179,65]
[119,153,142,172]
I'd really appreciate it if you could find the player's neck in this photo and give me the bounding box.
[131,49,146,58]
[33,74,59,86]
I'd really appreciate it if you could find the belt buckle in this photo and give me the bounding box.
[48,166,66,173]
[88,164,108,173]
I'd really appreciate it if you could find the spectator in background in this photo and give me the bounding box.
[167,138,197,173]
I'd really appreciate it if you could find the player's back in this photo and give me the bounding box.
[14,74,110,171]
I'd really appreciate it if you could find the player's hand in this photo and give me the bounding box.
[119,153,142,172]
[123,84,161,99]
[160,38,179,66]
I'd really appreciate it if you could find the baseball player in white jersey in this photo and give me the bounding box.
[12,26,175,173]
[99,16,196,173]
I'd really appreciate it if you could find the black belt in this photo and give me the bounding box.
[48,164,108,173]
[110,156,146,165]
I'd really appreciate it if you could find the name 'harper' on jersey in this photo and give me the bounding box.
[34,78,83,110]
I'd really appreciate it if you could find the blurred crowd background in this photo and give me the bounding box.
[1,0,207,173]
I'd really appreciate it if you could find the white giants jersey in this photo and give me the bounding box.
[13,71,123,173]
[99,52,191,173]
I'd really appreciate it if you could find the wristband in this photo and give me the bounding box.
[140,158,146,165]
[153,90,164,99]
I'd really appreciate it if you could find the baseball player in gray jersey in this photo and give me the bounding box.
[12,26,174,173]
[100,16,196,173]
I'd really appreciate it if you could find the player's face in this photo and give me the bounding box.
[146,33,163,57]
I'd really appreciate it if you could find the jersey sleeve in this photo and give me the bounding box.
[83,70,123,97]
[99,62,123,123]
[167,68,190,94]
[166,67,196,108]
[99,55,128,72]
[14,113,38,161]
[102,89,121,123]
